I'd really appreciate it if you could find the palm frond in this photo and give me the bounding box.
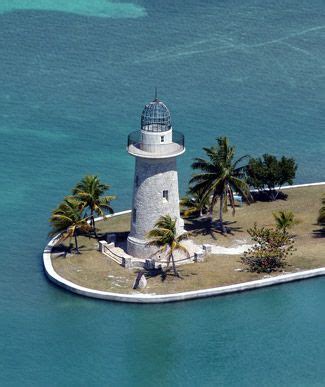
[229,177,252,201]
[189,136,251,229]
[176,232,189,243]
[174,243,190,257]
[233,154,250,169]
[71,175,115,219]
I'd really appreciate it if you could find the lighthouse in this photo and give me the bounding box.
[126,97,185,259]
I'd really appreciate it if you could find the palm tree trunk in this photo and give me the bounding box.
[74,231,80,254]
[219,193,226,233]
[208,206,213,220]
[91,210,97,238]
[209,192,218,224]
[171,252,179,277]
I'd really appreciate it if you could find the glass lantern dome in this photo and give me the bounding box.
[141,99,171,132]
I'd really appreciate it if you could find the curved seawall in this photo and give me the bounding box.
[44,238,325,303]
[44,182,325,303]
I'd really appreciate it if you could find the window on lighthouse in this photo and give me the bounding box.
[163,190,169,202]
[133,209,137,223]
[161,136,165,143]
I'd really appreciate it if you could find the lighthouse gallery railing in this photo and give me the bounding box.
[127,130,185,155]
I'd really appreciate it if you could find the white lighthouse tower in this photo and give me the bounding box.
[127,97,185,259]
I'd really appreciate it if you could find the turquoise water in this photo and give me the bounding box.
[0,1,324,385]
[0,0,146,18]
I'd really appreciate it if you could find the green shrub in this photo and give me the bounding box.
[318,196,325,226]
[240,224,295,273]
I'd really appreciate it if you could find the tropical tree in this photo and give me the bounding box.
[317,196,325,227]
[190,136,252,233]
[72,175,116,237]
[247,154,297,200]
[273,210,297,233]
[49,197,91,254]
[146,215,189,277]
[180,187,210,218]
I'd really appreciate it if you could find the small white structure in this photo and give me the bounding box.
[127,97,185,259]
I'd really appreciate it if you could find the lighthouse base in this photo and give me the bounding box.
[127,235,160,260]
[127,218,185,260]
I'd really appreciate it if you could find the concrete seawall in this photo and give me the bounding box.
[43,182,325,303]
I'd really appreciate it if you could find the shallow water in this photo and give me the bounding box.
[0,0,146,18]
[0,1,324,385]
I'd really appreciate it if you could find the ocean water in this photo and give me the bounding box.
[0,0,146,18]
[0,1,324,385]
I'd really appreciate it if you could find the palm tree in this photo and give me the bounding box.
[190,136,252,233]
[72,175,116,237]
[273,210,297,233]
[318,196,325,226]
[49,197,91,254]
[146,215,189,277]
[180,187,210,218]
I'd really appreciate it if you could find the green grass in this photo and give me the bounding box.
[51,185,325,294]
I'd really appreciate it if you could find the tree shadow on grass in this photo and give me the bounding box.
[97,231,129,241]
[185,217,243,239]
[51,243,80,257]
[312,226,325,238]
[252,191,288,202]
[51,243,70,255]
[138,267,178,283]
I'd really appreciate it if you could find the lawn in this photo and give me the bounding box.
[51,185,325,294]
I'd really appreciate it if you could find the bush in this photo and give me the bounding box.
[240,224,295,273]
[317,196,325,226]
[247,154,297,200]
[273,210,297,233]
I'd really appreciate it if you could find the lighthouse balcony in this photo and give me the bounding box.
[127,130,185,158]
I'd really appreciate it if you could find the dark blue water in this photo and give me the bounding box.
[0,1,324,385]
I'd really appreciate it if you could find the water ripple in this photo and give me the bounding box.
[0,0,146,18]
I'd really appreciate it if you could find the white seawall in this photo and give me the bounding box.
[43,182,325,303]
